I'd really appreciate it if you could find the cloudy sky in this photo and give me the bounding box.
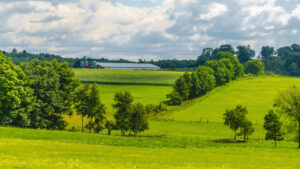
[0,0,299,60]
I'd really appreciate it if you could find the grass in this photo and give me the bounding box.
[74,69,184,86]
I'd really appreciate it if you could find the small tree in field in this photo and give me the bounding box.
[263,110,283,147]
[274,85,300,148]
[238,119,255,142]
[224,105,248,141]
[74,84,89,132]
[112,91,134,136]
[130,103,149,136]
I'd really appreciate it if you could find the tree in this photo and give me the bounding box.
[74,84,90,132]
[105,120,115,135]
[174,74,190,100]
[224,105,248,141]
[274,86,300,148]
[238,119,255,142]
[112,91,134,135]
[261,46,275,60]
[205,59,234,86]
[189,72,201,98]
[166,91,182,105]
[0,51,35,127]
[237,45,255,63]
[263,110,283,147]
[216,52,244,79]
[197,48,213,65]
[245,60,264,75]
[21,60,79,129]
[196,66,216,95]
[130,103,149,136]
[212,44,235,58]
[86,84,106,133]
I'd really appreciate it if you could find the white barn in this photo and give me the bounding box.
[95,62,160,70]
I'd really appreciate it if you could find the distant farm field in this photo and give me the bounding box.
[74,69,184,85]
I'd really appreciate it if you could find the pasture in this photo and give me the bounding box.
[73,69,184,85]
[2,72,300,168]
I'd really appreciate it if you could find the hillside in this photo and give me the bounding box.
[167,76,300,124]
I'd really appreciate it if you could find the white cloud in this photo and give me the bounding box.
[198,3,227,20]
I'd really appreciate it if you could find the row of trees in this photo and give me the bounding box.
[167,51,264,105]
[74,85,166,136]
[224,86,300,148]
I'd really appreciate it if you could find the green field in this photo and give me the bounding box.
[2,74,300,168]
[74,69,184,85]
[167,76,300,124]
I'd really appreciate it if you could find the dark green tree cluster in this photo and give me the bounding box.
[20,59,80,129]
[263,110,283,147]
[245,59,264,75]
[224,105,254,142]
[0,51,79,129]
[168,52,243,105]
[112,91,149,136]
[262,44,300,76]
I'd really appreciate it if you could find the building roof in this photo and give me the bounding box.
[97,62,160,69]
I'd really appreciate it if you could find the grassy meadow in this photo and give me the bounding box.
[2,69,300,168]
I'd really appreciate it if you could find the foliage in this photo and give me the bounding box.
[245,60,264,75]
[166,91,183,105]
[129,103,149,136]
[20,59,79,129]
[0,51,35,127]
[236,45,255,63]
[274,85,300,147]
[224,105,248,140]
[74,84,90,132]
[261,46,275,59]
[263,110,284,146]
[238,119,255,142]
[112,91,134,135]
[85,84,106,133]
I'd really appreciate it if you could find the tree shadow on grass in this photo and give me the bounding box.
[210,138,246,144]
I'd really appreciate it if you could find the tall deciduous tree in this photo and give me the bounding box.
[237,45,255,63]
[224,105,248,141]
[74,84,90,132]
[130,103,149,136]
[274,86,300,148]
[21,59,79,129]
[86,84,106,133]
[263,110,283,147]
[113,91,134,136]
[0,51,35,127]
[261,46,275,60]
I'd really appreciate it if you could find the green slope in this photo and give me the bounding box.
[168,76,300,124]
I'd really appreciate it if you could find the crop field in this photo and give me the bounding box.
[2,74,300,168]
[73,69,184,85]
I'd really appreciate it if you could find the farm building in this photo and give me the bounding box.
[90,62,160,70]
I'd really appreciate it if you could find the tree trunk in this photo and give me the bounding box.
[298,121,300,148]
[81,114,84,133]
[89,117,92,133]
[275,129,277,147]
[234,129,236,141]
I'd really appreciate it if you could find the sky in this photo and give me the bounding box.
[0,0,299,61]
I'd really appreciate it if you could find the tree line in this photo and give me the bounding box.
[0,51,164,135]
[167,51,264,105]
[4,44,300,77]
